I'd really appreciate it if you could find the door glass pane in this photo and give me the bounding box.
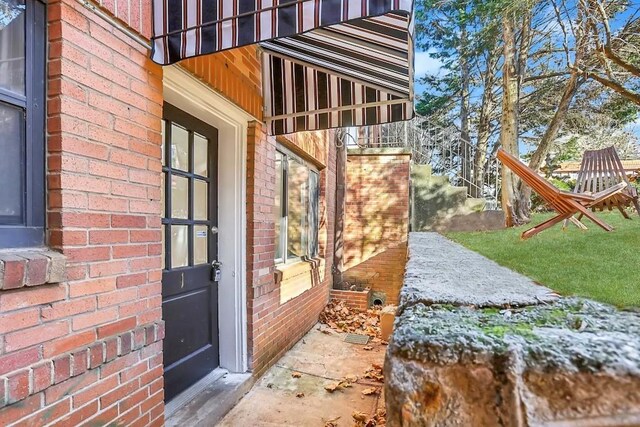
[193,225,208,265]
[171,225,188,268]
[0,0,26,95]
[171,175,188,219]
[161,120,166,166]
[274,152,283,261]
[287,158,309,259]
[161,173,165,218]
[170,124,189,171]
[194,179,208,220]
[0,102,23,221]
[161,225,166,270]
[194,133,208,177]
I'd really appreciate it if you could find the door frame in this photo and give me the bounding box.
[163,65,251,373]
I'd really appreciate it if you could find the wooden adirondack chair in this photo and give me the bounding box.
[497,148,627,239]
[573,146,640,219]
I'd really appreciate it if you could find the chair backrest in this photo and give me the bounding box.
[497,148,573,214]
[575,146,631,194]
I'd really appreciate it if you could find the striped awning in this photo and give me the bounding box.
[151,1,415,135]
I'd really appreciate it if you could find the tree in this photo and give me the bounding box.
[415,0,503,194]
[415,0,640,227]
[581,0,640,105]
[500,8,530,225]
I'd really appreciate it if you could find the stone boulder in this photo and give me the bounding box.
[385,299,640,426]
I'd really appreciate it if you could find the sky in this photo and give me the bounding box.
[412,52,640,139]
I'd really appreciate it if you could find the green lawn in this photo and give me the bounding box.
[446,211,640,308]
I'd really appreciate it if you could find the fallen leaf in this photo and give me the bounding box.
[296,392,304,398]
[363,364,384,382]
[324,382,340,393]
[352,411,368,422]
[324,418,340,427]
[291,372,302,378]
[319,300,383,338]
[344,374,358,383]
[362,387,380,396]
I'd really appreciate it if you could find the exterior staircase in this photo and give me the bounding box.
[411,164,503,232]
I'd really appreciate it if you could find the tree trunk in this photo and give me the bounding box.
[521,70,583,202]
[332,132,347,288]
[460,27,473,195]
[500,13,529,227]
[523,3,588,202]
[528,71,582,172]
[472,47,500,198]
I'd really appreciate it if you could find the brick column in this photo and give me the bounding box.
[0,0,165,424]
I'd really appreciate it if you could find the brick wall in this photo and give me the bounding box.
[0,0,339,423]
[329,289,371,311]
[180,47,263,120]
[246,124,336,376]
[0,0,164,424]
[343,150,411,305]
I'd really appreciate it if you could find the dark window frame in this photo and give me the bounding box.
[0,0,46,248]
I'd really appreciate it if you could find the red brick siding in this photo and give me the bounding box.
[1,0,338,423]
[0,0,164,424]
[180,48,263,120]
[329,289,371,311]
[96,0,153,40]
[275,132,328,168]
[246,123,336,376]
[343,153,411,305]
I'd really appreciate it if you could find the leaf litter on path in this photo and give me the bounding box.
[318,300,389,426]
[319,300,382,338]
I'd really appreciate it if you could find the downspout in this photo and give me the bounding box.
[332,130,347,288]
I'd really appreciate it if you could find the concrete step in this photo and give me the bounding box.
[411,163,495,232]
[410,164,433,180]
[464,197,486,212]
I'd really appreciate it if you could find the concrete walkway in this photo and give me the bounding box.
[401,232,559,308]
[219,327,387,426]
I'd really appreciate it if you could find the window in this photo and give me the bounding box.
[0,0,45,248]
[274,149,319,264]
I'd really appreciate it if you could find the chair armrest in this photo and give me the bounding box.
[562,190,595,202]
[591,182,628,201]
[563,182,627,203]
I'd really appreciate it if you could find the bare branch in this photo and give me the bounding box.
[551,0,571,67]
[523,72,572,82]
[584,71,640,105]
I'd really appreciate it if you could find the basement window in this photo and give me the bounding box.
[0,0,46,248]
[274,148,319,265]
